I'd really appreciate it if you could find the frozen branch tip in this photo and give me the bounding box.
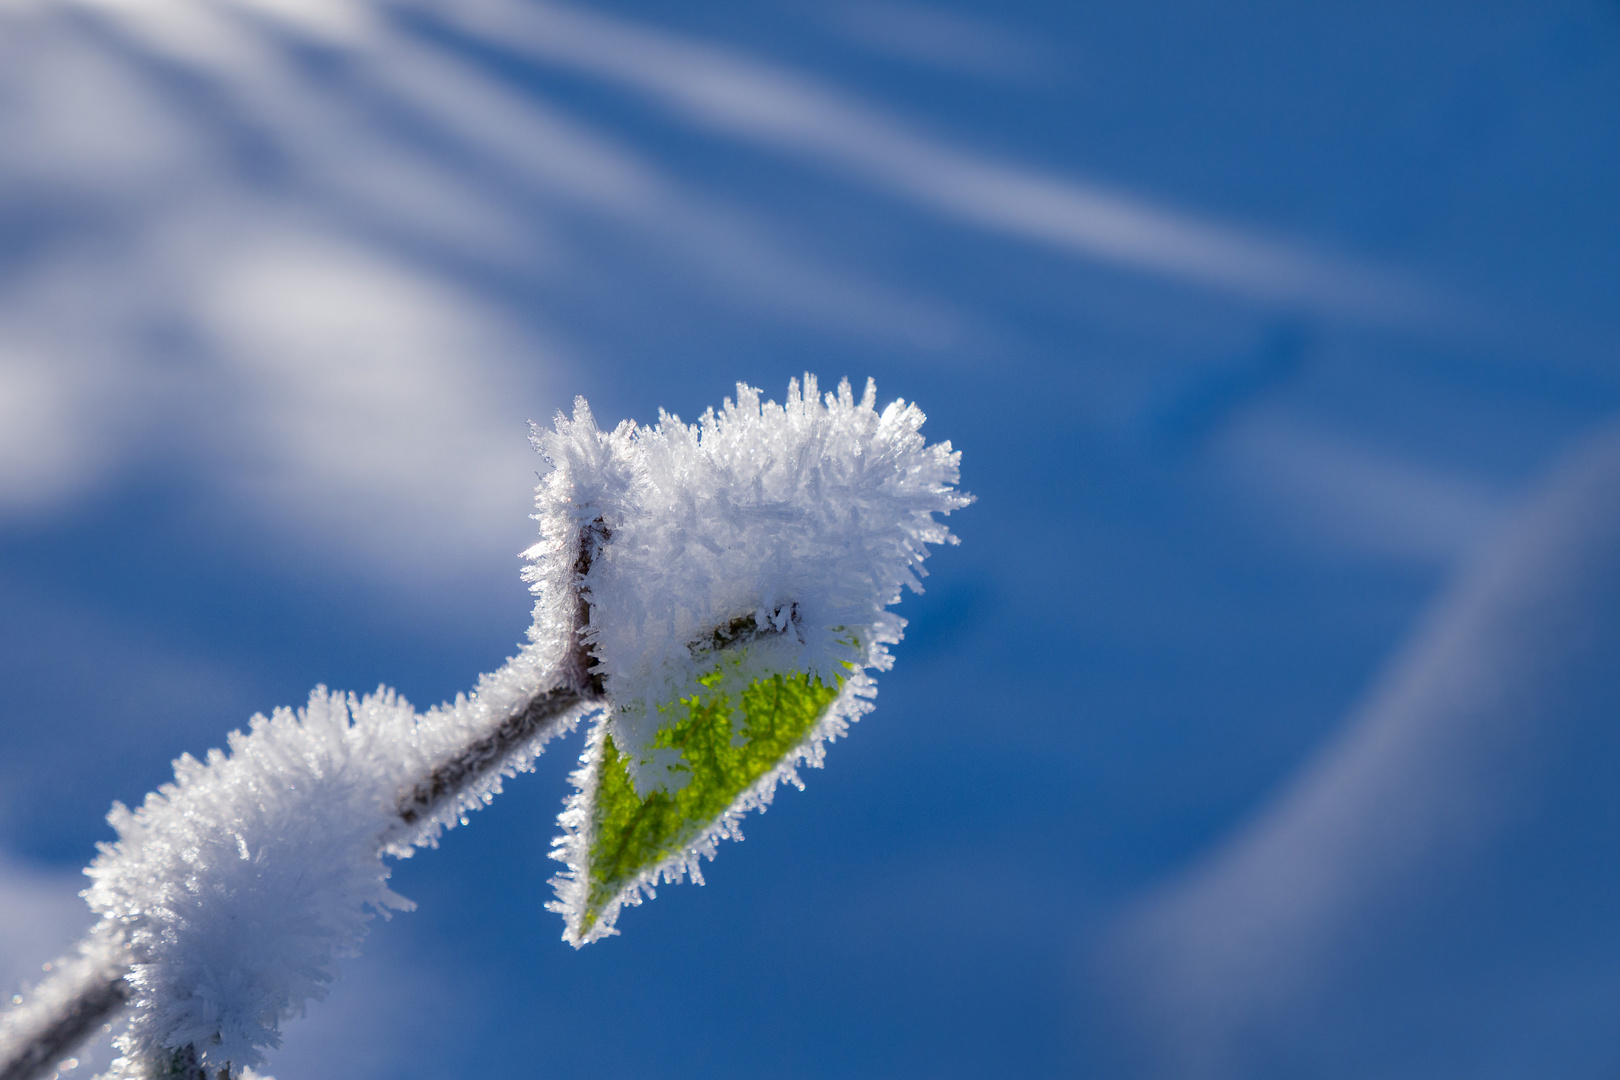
[0,376,970,1080]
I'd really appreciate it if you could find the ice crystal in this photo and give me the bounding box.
[83,651,588,1076]
[60,374,967,1078]
[540,376,970,944]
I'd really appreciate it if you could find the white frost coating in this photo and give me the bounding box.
[82,637,590,1077]
[540,375,970,944]
[21,375,964,1074]
[0,924,127,1073]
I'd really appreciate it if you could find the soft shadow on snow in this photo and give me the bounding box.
[1100,419,1620,1079]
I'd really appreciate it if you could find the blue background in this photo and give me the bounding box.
[3,1,1620,1076]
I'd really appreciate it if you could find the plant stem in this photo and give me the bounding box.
[398,682,603,827]
[0,521,613,1080]
[0,579,802,1077]
[0,955,128,1080]
[0,677,603,1080]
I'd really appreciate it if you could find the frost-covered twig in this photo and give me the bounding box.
[0,927,130,1080]
[0,972,126,1080]
[2,517,608,1080]
[397,518,610,829]
[2,501,626,1078]
[396,678,599,827]
[2,631,607,1080]
[0,377,969,1080]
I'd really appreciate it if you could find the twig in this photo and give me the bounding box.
[0,519,798,1080]
[399,517,609,827]
[0,523,612,1080]
[0,959,128,1080]
[0,673,602,1080]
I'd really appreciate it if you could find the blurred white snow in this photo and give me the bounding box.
[1106,422,1620,1078]
[0,0,1425,580]
[437,0,1417,315]
[818,0,1055,82]
[1216,408,1509,563]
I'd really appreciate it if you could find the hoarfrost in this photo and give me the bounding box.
[40,374,967,1075]
[541,375,970,944]
[83,649,590,1075]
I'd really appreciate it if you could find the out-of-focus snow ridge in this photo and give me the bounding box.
[1108,420,1620,1078]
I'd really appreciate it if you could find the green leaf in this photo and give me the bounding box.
[580,659,842,937]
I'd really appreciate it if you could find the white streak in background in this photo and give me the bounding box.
[438,0,1419,316]
[1216,410,1508,563]
[364,37,959,341]
[68,0,258,68]
[194,233,546,568]
[819,0,1054,81]
[1107,423,1620,1077]
[49,0,957,337]
[227,0,376,44]
[0,0,557,567]
[0,259,162,519]
[373,40,660,215]
[0,347,108,513]
[0,0,956,576]
[0,207,550,572]
[0,35,198,192]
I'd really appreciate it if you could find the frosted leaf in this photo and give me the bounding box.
[540,375,971,945]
